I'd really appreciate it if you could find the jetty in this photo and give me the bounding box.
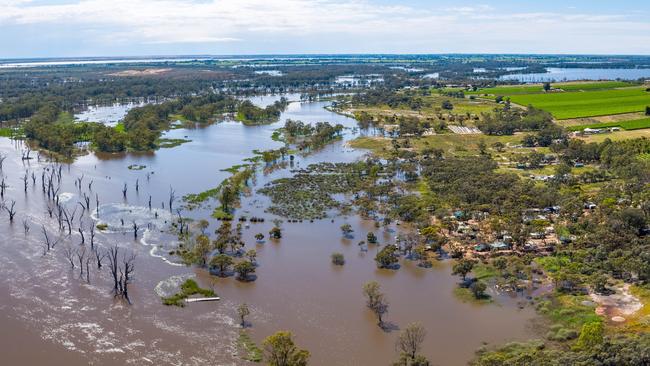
[184,297,221,303]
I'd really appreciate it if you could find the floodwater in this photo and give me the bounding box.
[75,101,150,127]
[500,67,650,82]
[0,97,538,365]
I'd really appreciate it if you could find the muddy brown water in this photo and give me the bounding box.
[0,97,538,365]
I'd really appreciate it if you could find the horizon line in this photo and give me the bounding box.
[2,52,650,62]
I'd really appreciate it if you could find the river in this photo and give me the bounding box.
[0,96,538,365]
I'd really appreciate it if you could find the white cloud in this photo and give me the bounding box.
[0,0,647,54]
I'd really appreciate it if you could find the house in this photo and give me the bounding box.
[490,241,510,251]
[474,243,490,252]
[530,232,546,239]
[523,242,538,252]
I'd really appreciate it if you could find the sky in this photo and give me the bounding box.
[0,0,649,58]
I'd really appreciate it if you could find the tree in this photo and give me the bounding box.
[246,249,257,264]
[619,207,646,231]
[646,106,650,116]
[255,233,265,242]
[237,303,250,327]
[574,321,604,351]
[210,254,233,276]
[362,281,389,326]
[269,227,282,239]
[393,353,430,366]
[262,331,310,366]
[375,245,398,268]
[492,141,505,152]
[197,219,209,235]
[470,281,488,299]
[193,234,212,266]
[543,82,552,92]
[367,232,378,244]
[219,184,236,213]
[235,260,256,281]
[452,258,475,281]
[331,252,345,265]
[395,323,427,362]
[478,140,487,155]
[214,221,232,254]
[441,100,453,110]
[340,224,354,237]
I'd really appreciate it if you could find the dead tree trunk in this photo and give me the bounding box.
[169,186,175,212]
[21,172,28,192]
[94,247,106,269]
[5,200,16,222]
[76,247,86,277]
[90,222,96,250]
[132,221,139,240]
[108,245,120,295]
[63,246,75,268]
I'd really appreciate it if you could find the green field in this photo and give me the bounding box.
[508,87,650,119]
[466,81,633,96]
[566,117,650,131]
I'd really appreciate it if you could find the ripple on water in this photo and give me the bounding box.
[91,203,173,233]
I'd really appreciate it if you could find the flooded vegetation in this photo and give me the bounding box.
[0,54,648,365]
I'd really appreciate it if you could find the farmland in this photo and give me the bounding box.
[507,87,650,119]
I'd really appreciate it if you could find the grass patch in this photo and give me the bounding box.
[183,187,220,205]
[467,81,633,96]
[0,127,22,138]
[623,285,650,333]
[237,331,263,362]
[453,287,493,304]
[169,113,190,123]
[221,164,248,174]
[350,134,525,158]
[271,129,285,142]
[536,293,602,334]
[473,263,499,281]
[212,207,234,220]
[161,279,216,307]
[578,129,650,143]
[157,138,191,148]
[566,117,650,131]
[535,256,571,274]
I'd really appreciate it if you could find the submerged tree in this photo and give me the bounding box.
[395,323,427,363]
[210,254,233,276]
[452,258,476,281]
[234,260,256,281]
[362,281,389,327]
[340,223,354,237]
[331,252,345,265]
[375,245,398,269]
[262,331,310,366]
[237,303,250,327]
[107,245,136,304]
[269,226,282,239]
